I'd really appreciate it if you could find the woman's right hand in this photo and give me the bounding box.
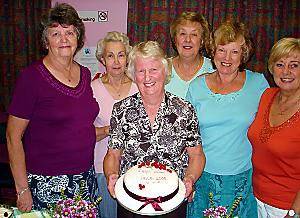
[6,115,32,212]
[107,173,119,198]
[95,126,110,141]
[17,189,33,212]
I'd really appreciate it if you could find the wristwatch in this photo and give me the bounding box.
[288,209,300,218]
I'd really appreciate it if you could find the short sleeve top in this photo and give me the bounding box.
[165,57,214,99]
[8,60,99,175]
[91,77,138,173]
[108,91,201,179]
[249,88,300,209]
[186,70,269,175]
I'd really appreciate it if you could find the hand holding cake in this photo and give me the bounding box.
[183,174,196,202]
[107,173,119,198]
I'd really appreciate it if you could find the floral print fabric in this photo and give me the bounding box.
[109,91,201,179]
[28,167,98,211]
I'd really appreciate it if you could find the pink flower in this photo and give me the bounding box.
[203,207,216,216]
[61,208,71,217]
[77,200,88,207]
[215,206,227,215]
[87,210,96,218]
[64,199,74,207]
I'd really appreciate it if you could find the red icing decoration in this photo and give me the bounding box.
[137,161,171,173]
[139,184,145,190]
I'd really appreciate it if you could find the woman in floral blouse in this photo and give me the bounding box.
[103,41,206,218]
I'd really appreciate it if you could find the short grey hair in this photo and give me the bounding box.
[127,41,171,84]
[95,31,132,62]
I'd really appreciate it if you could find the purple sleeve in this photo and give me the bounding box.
[8,66,38,120]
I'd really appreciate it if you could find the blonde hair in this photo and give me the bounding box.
[95,31,132,62]
[268,37,300,74]
[127,41,171,84]
[208,20,253,70]
[170,11,210,53]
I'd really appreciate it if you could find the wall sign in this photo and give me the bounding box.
[52,0,128,76]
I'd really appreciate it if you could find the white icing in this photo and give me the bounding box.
[124,163,179,198]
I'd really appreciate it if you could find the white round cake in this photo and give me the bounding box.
[115,161,186,216]
[124,161,178,198]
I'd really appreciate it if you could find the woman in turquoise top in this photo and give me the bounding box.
[186,20,269,218]
[165,12,214,99]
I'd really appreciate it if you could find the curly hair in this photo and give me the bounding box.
[40,3,85,54]
[207,20,253,70]
[268,37,300,74]
[127,41,172,84]
[95,31,132,62]
[170,11,211,54]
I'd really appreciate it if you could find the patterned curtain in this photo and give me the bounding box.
[127,0,300,84]
[0,0,51,111]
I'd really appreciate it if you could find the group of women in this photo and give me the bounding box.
[6,2,299,218]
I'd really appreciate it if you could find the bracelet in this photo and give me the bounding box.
[16,187,29,198]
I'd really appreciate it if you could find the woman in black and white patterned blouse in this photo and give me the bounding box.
[103,41,206,218]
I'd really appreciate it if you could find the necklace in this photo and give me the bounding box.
[45,58,74,83]
[214,71,240,94]
[111,84,122,97]
[66,75,72,82]
[276,93,300,115]
[176,57,203,81]
[107,76,127,98]
[59,66,73,83]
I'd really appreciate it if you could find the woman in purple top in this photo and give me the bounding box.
[6,3,99,212]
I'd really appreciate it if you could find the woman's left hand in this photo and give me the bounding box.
[183,145,206,202]
[107,173,118,198]
[183,175,194,202]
